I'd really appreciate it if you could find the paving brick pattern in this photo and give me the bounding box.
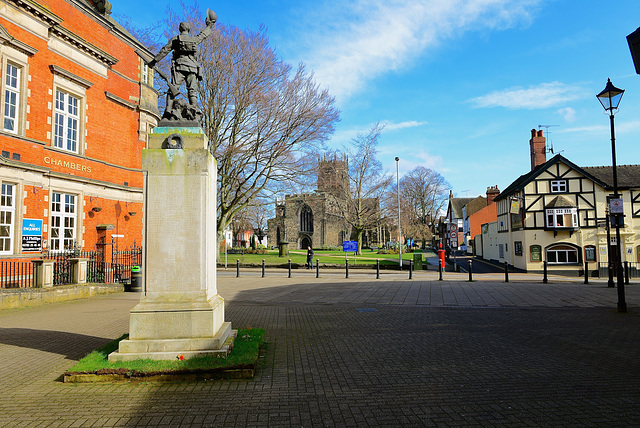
[1,271,639,427]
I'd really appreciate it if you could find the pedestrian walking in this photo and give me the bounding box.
[306,246,314,269]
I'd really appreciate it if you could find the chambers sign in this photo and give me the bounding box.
[44,156,92,173]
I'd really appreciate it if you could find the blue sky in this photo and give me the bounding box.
[112,0,640,198]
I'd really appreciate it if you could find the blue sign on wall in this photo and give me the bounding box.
[22,219,43,236]
[342,240,358,252]
[22,219,43,252]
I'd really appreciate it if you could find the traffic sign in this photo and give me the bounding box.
[449,224,457,232]
[450,231,457,238]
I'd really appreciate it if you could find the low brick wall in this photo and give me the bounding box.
[0,283,124,310]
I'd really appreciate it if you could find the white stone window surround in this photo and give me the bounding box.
[50,190,77,252]
[0,46,29,136]
[0,182,16,254]
[50,72,87,155]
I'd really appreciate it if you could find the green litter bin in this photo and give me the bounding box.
[130,266,142,292]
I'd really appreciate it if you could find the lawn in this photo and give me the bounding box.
[219,249,436,267]
[66,328,265,376]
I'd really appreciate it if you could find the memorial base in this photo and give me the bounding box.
[108,127,232,362]
[109,296,233,362]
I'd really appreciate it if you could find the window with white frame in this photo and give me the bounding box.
[3,63,20,134]
[50,191,76,251]
[550,180,567,193]
[53,90,80,153]
[0,183,15,254]
[546,244,579,264]
[142,62,149,85]
[545,208,578,228]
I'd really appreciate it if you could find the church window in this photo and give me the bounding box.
[300,205,313,233]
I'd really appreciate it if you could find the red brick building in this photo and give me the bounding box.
[0,0,159,261]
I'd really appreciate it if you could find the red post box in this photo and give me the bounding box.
[437,242,445,269]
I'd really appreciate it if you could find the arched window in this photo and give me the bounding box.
[300,205,313,233]
[276,227,281,244]
[546,244,579,264]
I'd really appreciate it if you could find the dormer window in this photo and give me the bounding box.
[550,180,567,193]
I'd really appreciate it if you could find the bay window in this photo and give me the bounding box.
[545,208,578,229]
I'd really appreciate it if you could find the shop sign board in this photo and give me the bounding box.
[21,219,43,252]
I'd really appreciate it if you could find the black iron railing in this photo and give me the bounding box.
[0,260,35,288]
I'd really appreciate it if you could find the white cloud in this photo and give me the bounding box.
[468,82,585,110]
[558,107,576,122]
[381,120,429,131]
[294,0,541,104]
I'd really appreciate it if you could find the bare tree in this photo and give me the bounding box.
[331,124,392,255]
[159,5,340,246]
[397,167,450,248]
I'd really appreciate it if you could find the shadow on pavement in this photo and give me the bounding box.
[0,327,113,361]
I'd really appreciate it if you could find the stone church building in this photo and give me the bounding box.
[268,156,387,250]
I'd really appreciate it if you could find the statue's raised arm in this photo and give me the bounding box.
[148,9,217,125]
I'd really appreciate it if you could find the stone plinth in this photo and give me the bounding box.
[109,128,232,362]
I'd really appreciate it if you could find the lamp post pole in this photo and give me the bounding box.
[608,111,626,312]
[395,157,402,270]
[597,78,627,313]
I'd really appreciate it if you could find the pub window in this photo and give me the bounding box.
[0,183,15,254]
[546,244,579,264]
[550,180,567,193]
[545,208,578,228]
[50,191,77,251]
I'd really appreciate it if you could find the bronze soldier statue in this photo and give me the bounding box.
[148,9,216,123]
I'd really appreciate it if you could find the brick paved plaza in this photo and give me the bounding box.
[1,270,639,427]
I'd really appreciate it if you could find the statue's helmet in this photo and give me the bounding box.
[179,22,191,33]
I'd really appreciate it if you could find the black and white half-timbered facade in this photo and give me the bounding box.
[486,153,640,275]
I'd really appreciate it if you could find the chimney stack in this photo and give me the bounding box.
[486,185,500,205]
[530,129,546,170]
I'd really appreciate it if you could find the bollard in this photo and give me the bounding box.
[624,261,630,285]
[316,259,319,278]
[584,260,588,284]
[409,260,413,279]
[504,261,509,283]
[439,263,443,281]
[236,259,240,278]
[376,259,380,279]
[468,260,472,282]
[288,259,292,278]
[262,259,265,278]
[346,259,349,278]
[543,260,548,283]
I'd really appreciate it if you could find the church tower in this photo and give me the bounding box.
[317,154,349,197]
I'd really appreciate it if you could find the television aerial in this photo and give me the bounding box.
[538,124,562,154]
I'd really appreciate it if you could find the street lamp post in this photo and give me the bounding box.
[395,157,402,270]
[596,78,627,313]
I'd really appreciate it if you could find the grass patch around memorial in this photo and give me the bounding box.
[66,328,265,377]
[223,249,434,267]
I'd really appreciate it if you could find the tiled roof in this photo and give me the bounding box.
[582,165,640,189]
[546,195,574,208]
[494,154,639,201]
